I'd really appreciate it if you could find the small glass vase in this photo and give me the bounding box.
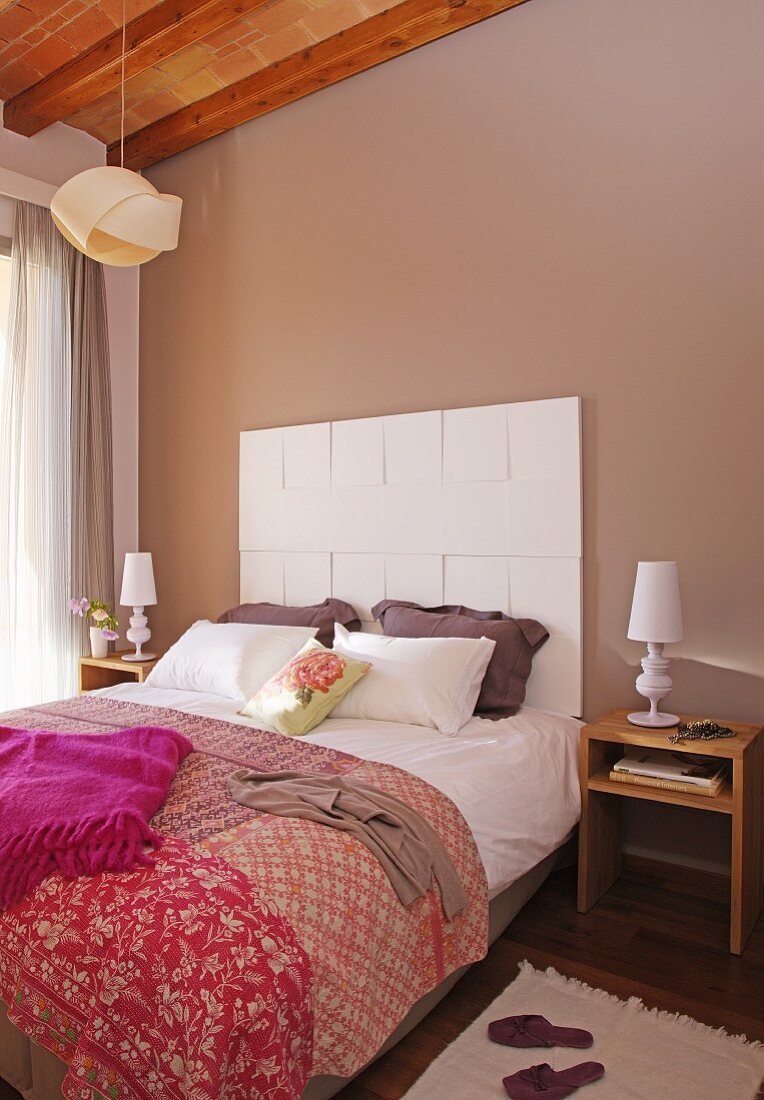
[89,625,108,659]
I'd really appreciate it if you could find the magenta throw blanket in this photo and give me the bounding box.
[0,725,192,909]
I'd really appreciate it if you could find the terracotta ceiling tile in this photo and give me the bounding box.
[243,52,267,76]
[81,105,143,142]
[23,26,47,45]
[97,0,130,21]
[95,0,122,19]
[207,47,260,84]
[250,0,312,37]
[252,22,311,64]
[73,0,152,23]
[0,56,41,96]
[23,31,76,73]
[82,86,120,113]
[89,118,122,143]
[20,0,65,18]
[215,41,239,58]
[123,109,144,133]
[131,0,164,16]
[300,0,365,39]
[62,109,93,130]
[356,0,395,14]
[39,12,65,32]
[172,68,223,105]
[123,66,174,98]
[0,6,37,39]
[59,0,87,19]
[58,6,116,46]
[156,42,214,79]
[131,88,183,124]
[64,105,97,125]
[237,28,264,46]
[199,20,243,50]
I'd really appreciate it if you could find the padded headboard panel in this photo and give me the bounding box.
[240,397,582,716]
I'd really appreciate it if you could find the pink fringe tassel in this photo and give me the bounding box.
[0,812,163,910]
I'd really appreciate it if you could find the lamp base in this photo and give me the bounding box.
[122,607,155,664]
[628,709,680,728]
[630,642,679,729]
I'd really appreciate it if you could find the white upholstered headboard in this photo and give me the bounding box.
[239,397,583,716]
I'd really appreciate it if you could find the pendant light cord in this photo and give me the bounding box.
[120,0,126,168]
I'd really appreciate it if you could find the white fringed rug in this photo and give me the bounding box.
[402,962,764,1100]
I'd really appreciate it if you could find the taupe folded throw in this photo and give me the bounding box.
[226,769,468,921]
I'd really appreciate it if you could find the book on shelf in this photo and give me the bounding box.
[608,770,725,797]
[612,749,728,788]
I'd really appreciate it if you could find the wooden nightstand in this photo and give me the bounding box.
[78,652,161,695]
[578,708,764,954]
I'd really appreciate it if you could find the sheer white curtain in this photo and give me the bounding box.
[0,201,113,710]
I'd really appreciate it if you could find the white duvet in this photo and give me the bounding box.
[94,683,581,899]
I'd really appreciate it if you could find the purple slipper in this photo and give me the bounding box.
[503,1062,605,1099]
[488,1014,594,1049]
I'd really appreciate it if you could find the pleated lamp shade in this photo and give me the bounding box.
[51,166,182,267]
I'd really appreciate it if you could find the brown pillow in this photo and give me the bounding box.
[218,598,360,648]
[371,600,548,719]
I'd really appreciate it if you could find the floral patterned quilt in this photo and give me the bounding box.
[0,697,488,1100]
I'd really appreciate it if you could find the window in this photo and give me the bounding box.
[0,237,11,393]
[0,236,12,689]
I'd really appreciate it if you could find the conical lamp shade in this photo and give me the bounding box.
[51,166,182,267]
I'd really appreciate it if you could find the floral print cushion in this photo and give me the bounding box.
[240,638,372,735]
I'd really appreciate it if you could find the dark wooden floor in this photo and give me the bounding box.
[338,859,764,1099]
[1,859,761,1100]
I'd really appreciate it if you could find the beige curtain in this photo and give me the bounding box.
[71,247,115,651]
[0,201,113,709]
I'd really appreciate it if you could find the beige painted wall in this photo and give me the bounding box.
[141,0,763,752]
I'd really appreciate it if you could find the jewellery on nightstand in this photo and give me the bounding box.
[668,720,737,745]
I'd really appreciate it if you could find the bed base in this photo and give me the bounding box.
[0,847,566,1100]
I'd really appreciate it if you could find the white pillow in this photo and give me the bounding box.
[146,620,318,701]
[331,623,496,734]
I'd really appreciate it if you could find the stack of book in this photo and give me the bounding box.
[609,750,728,797]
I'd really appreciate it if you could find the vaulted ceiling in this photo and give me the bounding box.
[0,0,529,169]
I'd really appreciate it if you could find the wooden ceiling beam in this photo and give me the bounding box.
[3,0,274,137]
[108,0,531,170]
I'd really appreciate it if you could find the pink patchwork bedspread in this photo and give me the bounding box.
[0,697,488,1099]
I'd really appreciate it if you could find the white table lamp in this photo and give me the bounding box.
[627,561,684,727]
[120,552,157,662]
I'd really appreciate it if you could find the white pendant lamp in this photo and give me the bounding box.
[51,167,181,266]
[50,0,181,266]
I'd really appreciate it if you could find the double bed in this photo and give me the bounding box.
[0,688,580,1099]
[0,396,584,1098]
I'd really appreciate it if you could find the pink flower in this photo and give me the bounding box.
[69,597,90,617]
[102,628,119,641]
[281,650,345,695]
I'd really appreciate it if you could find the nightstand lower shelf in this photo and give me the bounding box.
[587,769,733,814]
